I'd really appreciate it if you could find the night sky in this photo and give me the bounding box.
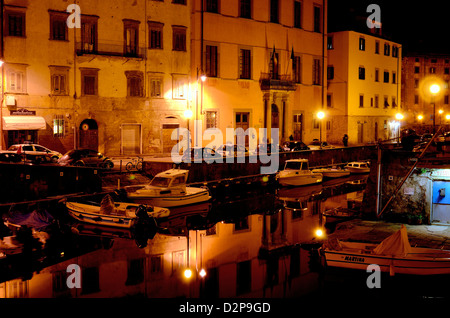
[328,0,450,54]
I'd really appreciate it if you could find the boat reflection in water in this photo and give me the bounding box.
[0,175,369,299]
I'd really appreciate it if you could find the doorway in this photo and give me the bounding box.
[79,119,98,150]
[432,181,450,224]
[235,112,250,146]
[122,124,142,155]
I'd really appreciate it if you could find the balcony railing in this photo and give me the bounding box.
[76,42,145,59]
[259,73,297,91]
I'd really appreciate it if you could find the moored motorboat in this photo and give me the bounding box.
[126,169,211,207]
[65,195,169,229]
[312,166,350,178]
[322,207,359,223]
[345,161,370,174]
[321,225,450,275]
[277,159,323,187]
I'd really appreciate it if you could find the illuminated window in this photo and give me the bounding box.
[172,74,188,99]
[359,37,365,51]
[53,115,65,137]
[206,111,218,129]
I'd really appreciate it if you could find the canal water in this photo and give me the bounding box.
[1,174,448,309]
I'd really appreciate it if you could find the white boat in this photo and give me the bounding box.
[65,195,170,229]
[312,166,350,178]
[277,159,323,186]
[322,225,450,275]
[322,207,359,223]
[126,169,211,207]
[345,161,370,174]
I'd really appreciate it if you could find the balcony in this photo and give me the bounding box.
[76,42,145,59]
[259,73,297,91]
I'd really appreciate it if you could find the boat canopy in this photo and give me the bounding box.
[373,224,412,257]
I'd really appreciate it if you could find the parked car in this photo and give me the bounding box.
[8,143,62,163]
[216,144,249,157]
[308,139,335,150]
[58,149,114,169]
[0,151,22,163]
[420,133,434,142]
[182,147,219,163]
[257,143,284,154]
[282,141,310,152]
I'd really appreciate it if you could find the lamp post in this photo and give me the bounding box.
[430,84,441,134]
[395,113,403,144]
[184,109,193,149]
[417,114,423,134]
[317,111,325,149]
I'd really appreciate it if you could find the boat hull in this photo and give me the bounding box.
[312,169,350,178]
[277,169,323,187]
[347,168,370,174]
[65,201,168,229]
[127,187,211,207]
[323,243,450,275]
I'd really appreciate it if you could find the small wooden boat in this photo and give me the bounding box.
[126,169,211,207]
[345,161,370,174]
[65,195,170,229]
[277,159,323,187]
[322,225,450,275]
[322,207,359,223]
[312,166,350,178]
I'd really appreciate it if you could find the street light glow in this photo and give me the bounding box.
[395,113,404,120]
[430,84,441,95]
[317,111,325,119]
[184,109,193,119]
[417,114,423,121]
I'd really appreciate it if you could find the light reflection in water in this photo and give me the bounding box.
[0,176,367,298]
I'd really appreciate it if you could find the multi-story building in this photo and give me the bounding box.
[402,53,450,134]
[327,30,402,145]
[190,0,327,149]
[0,0,327,155]
[1,0,191,155]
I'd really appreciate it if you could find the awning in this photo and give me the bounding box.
[2,116,47,130]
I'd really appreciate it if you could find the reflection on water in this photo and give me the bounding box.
[0,175,367,298]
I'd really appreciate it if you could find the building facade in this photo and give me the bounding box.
[402,53,450,134]
[190,0,327,149]
[1,0,191,155]
[327,31,402,145]
[0,0,327,155]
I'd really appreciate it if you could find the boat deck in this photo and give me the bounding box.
[320,219,450,250]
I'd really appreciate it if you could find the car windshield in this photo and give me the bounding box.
[150,177,171,187]
[8,145,19,151]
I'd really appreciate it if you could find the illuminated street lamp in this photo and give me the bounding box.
[317,111,325,149]
[430,84,441,134]
[395,113,403,144]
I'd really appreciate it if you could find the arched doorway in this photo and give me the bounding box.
[79,119,98,150]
